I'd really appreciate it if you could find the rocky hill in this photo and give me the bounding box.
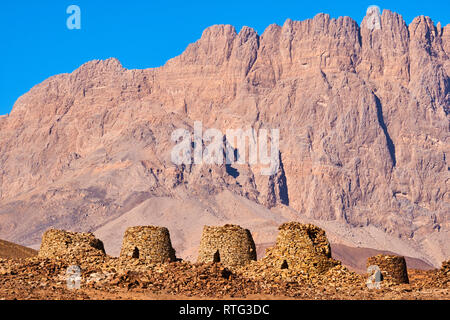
[0,239,37,259]
[0,9,448,266]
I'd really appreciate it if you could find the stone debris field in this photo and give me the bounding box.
[0,222,448,300]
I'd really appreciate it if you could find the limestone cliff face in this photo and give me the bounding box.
[0,10,448,264]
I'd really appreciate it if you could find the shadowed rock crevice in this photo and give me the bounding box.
[213,250,221,262]
[443,76,450,115]
[374,94,396,167]
[132,247,139,259]
[225,164,240,178]
[224,139,240,178]
[277,152,289,206]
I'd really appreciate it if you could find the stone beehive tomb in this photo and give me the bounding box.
[38,229,106,260]
[441,260,450,275]
[262,222,338,274]
[436,260,450,286]
[197,224,257,268]
[119,226,176,263]
[367,254,409,284]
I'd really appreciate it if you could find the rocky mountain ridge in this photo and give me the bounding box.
[0,9,448,266]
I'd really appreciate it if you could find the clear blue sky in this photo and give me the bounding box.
[1,0,449,115]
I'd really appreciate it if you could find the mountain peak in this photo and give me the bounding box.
[0,9,448,268]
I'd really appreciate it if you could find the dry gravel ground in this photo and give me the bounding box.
[0,257,448,300]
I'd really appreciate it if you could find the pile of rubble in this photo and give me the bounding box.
[233,222,361,288]
[119,226,176,263]
[0,257,92,300]
[429,260,450,288]
[197,224,256,268]
[0,223,447,299]
[82,260,369,298]
[2,254,450,299]
[367,254,409,284]
[95,262,267,297]
[236,257,363,288]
